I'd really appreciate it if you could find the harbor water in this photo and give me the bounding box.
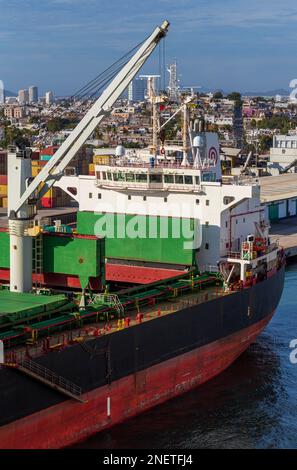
[74,262,297,449]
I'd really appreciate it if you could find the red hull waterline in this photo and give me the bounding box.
[0,312,274,449]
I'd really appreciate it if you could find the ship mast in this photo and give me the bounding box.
[140,75,160,158]
[182,101,189,166]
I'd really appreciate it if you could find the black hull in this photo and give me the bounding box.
[0,264,285,429]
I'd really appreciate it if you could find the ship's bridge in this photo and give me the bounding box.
[95,161,218,192]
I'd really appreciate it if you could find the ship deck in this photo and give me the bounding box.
[1,272,228,362]
[0,291,67,316]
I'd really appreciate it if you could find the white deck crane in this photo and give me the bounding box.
[7,20,170,293]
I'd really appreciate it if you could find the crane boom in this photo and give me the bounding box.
[14,20,169,214]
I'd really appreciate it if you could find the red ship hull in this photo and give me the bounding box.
[0,312,273,449]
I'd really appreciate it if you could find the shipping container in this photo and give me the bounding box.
[43,188,54,199]
[32,160,47,167]
[0,175,7,185]
[93,155,112,165]
[32,167,41,177]
[0,185,7,196]
[31,151,40,160]
[40,146,59,156]
[0,151,7,175]
[40,155,52,161]
[41,197,55,208]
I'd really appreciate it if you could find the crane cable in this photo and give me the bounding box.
[45,34,151,120]
[70,35,150,101]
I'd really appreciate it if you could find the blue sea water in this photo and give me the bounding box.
[75,263,297,449]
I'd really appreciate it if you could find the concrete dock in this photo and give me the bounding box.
[270,217,297,258]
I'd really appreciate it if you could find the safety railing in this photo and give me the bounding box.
[19,359,82,397]
[226,251,242,259]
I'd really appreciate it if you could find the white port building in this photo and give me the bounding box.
[269,135,297,175]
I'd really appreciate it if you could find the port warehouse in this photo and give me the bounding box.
[260,173,297,222]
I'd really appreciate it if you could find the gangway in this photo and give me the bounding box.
[5,359,86,403]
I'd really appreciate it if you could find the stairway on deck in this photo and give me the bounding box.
[6,359,86,403]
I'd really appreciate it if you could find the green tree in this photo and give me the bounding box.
[213,90,223,100]
[259,135,273,153]
[227,92,242,105]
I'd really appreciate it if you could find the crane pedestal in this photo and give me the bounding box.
[9,219,33,293]
[7,145,35,293]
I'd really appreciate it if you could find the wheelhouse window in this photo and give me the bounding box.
[175,175,183,184]
[202,172,216,182]
[184,175,193,185]
[136,173,147,183]
[164,174,174,184]
[149,174,162,183]
[202,173,210,182]
[117,172,125,182]
[126,173,135,182]
[113,172,125,182]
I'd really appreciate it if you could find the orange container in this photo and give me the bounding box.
[0,185,7,196]
[32,167,41,177]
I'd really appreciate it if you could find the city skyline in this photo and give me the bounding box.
[1,0,297,95]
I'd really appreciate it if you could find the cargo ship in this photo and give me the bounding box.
[0,20,285,448]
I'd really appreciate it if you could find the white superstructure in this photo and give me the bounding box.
[57,131,271,274]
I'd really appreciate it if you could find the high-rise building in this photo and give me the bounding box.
[140,75,160,101]
[29,86,38,103]
[128,78,146,102]
[18,89,29,105]
[0,80,5,105]
[45,90,54,105]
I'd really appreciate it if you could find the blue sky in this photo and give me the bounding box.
[1,0,297,95]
